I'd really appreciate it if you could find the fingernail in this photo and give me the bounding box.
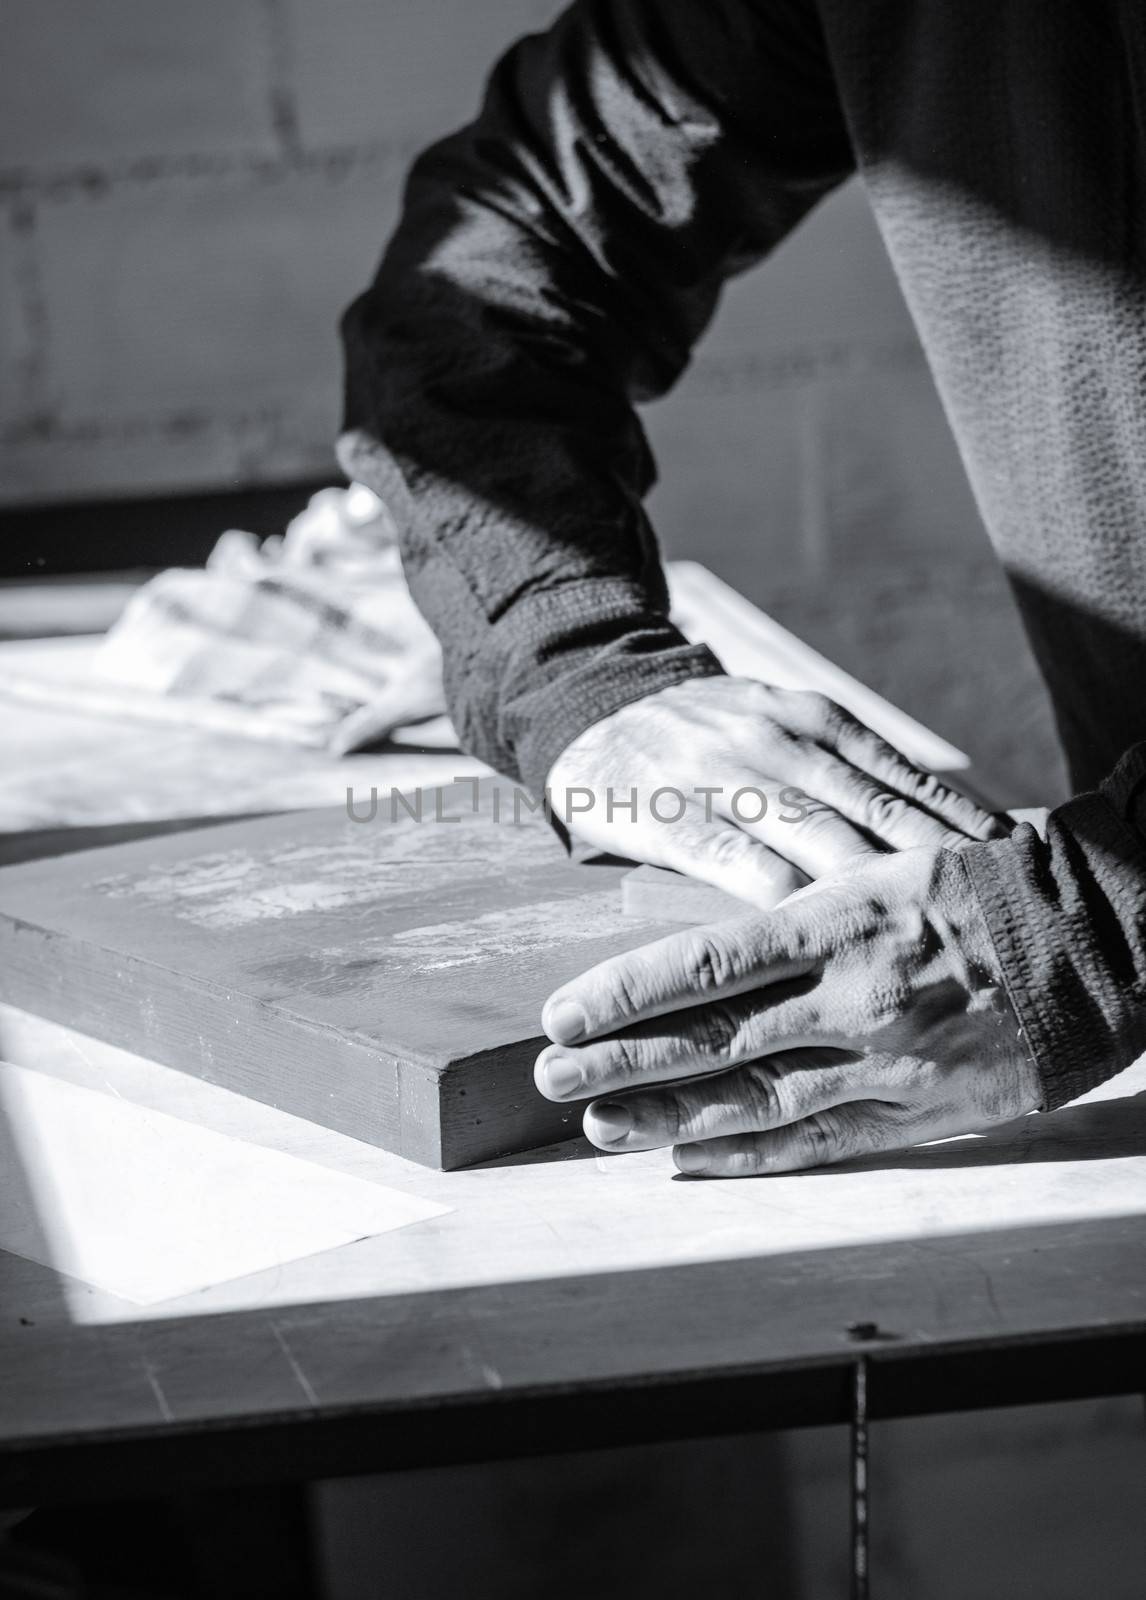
[542,1055,583,1098]
[675,1144,710,1175]
[590,1101,633,1143]
[545,999,587,1043]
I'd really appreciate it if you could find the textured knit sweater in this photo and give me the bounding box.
[339,0,1146,1111]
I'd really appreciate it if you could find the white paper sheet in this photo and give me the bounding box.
[0,1062,449,1304]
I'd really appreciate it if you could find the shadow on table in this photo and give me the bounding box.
[842,1091,1146,1174]
[0,1060,63,1313]
[474,1132,602,1169]
[486,1090,1146,1174]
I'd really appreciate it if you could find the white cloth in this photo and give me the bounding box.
[90,484,448,751]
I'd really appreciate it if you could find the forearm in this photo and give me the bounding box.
[962,743,1146,1108]
[339,0,852,789]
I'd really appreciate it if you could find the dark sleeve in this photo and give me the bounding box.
[962,745,1146,1110]
[338,0,853,793]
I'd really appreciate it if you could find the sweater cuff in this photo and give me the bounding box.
[960,773,1146,1110]
[493,578,726,801]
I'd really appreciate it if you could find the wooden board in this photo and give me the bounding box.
[0,781,679,1168]
[622,863,749,923]
[0,563,996,1172]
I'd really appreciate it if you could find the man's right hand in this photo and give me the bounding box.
[545,677,1010,909]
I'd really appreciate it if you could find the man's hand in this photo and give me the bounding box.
[547,678,1009,909]
[534,847,1043,1175]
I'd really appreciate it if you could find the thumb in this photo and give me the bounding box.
[328,674,448,754]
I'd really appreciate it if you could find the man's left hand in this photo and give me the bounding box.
[534,846,1043,1175]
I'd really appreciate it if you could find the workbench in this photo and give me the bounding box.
[1,571,1143,1545]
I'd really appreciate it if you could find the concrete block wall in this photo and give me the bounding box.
[0,0,559,505]
[1,0,991,594]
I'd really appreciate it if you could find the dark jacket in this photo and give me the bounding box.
[340,0,1146,1110]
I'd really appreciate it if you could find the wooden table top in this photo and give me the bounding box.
[1,570,1143,1506]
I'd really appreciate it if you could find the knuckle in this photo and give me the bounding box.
[680,931,739,994]
[905,769,947,804]
[902,771,998,836]
[788,688,827,722]
[609,1031,648,1082]
[793,798,847,840]
[607,962,645,1020]
[760,720,800,757]
[800,1112,847,1166]
[804,691,847,738]
[657,1090,686,1142]
[691,1001,742,1065]
[912,770,966,811]
[742,1062,786,1126]
[741,679,777,711]
[703,829,750,872]
[717,1135,769,1176]
[861,788,912,836]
